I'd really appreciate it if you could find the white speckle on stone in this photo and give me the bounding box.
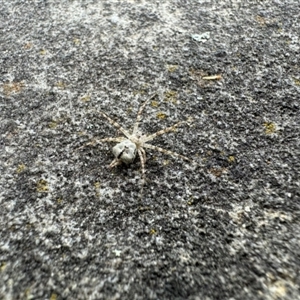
[191,32,211,42]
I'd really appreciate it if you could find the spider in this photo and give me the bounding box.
[84,94,192,192]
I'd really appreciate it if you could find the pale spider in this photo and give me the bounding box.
[84,94,192,191]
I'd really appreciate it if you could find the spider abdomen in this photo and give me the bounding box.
[112,140,137,164]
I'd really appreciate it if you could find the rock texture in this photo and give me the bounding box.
[1,1,299,299]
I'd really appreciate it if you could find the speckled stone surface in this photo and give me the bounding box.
[1,1,300,299]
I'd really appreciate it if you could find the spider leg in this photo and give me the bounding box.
[77,137,125,150]
[109,158,122,168]
[143,120,188,143]
[132,93,157,135]
[140,147,147,163]
[144,143,191,162]
[99,111,131,139]
[91,137,125,144]
[137,148,147,195]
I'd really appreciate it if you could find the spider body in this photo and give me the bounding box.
[86,94,191,191]
[111,139,137,166]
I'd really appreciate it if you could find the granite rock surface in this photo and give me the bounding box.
[1,1,300,299]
